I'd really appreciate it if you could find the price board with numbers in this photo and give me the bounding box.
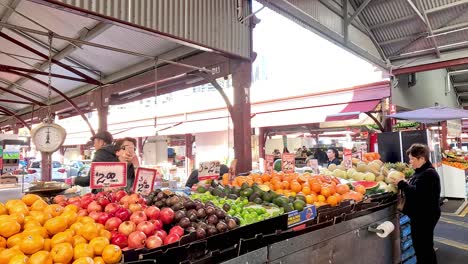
[281,153,295,173]
[343,149,353,169]
[132,168,157,195]
[198,161,221,181]
[90,162,127,189]
[264,155,274,173]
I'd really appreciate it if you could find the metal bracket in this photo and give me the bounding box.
[367,223,385,234]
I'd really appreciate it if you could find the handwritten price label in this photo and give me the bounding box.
[343,149,353,169]
[198,161,221,181]
[281,153,295,173]
[265,155,274,173]
[133,168,157,195]
[90,162,127,189]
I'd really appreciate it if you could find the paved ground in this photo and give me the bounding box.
[433,201,468,264]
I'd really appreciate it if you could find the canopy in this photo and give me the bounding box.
[388,106,468,123]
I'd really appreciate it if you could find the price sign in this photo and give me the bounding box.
[360,143,367,161]
[281,153,295,173]
[90,162,127,189]
[198,161,221,181]
[265,155,274,173]
[343,149,353,169]
[133,168,157,195]
[310,159,319,174]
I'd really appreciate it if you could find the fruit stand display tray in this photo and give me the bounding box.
[25,188,68,197]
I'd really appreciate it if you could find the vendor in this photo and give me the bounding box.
[185,164,230,188]
[114,137,139,191]
[326,148,341,167]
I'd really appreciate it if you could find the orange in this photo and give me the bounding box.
[290,182,302,193]
[72,235,87,247]
[320,187,332,198]
[23,226,48,239]
[74,243,94,259]
[7,203,29,216]
[261,174,271,183]
[94,256,105,264]
[78,217,94,225]
[317,195,326,203]
[72,257,94,264]
[0,236,5,248]
[28,251,52,264]
[61,211,78,227]
[30,199,48,212]
[281,181,290,190]
[64,204,79,213]
[22,194,41,206]
[65,229,76,237]
[23,219,41,229]
[0,220,21,238]
[51,232,73,247]
[7,233,24,248]
[99,229,112,240]
[19,234,44,255]
[79,223,99,241]
[273,182,283,191]
[9,213,24,225]
[101,244,122,264]
[44,205,64,217]
[336,184,350,195]
[30,211,51,225]
[305,194,316,204]
[0,203,7,215]
[311,182,321,194]
[355,185,366,195]
[0,248,24,263]
[334,193,342,203]
[7,254,28,264]
[50,243,74,264]
[89,237,109,256]
[326,195,339,206]
[301,186,311,195]
[44,217,67,236]
[70,222,84,235]
[43,239,52,251]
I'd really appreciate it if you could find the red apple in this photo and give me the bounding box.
[87,201,102,213]
[144,206,160,220]
[111,232,128,249]
[130,211,147,225]
[80,197,94,209]
[89,211,101,221]
[128,231,146,249]
[97,197,110,207]
[78,209,88,217]
[136,221,155,237]
[145,235,163,249]
[128,203,142,213]
[150,219,163,231]
[53,195,67,204]
[114,190,127,202]
[163,233,180,245]
[118,221,136,236]
[105,217,123,231]
[169,226,184,237]
[97,213,110,225]
[154,230,167,241]
[160,208,175,225]
[115,208,131,221]
[104,203,120,216]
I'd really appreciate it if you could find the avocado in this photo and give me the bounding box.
[283,203,294,213]
[273,196,289,207]
[261,192,273,202]
[293,199,306,211]
[227,194,239,200]
[254,197,263,204]
[295,195,306,203]
[248,193,260,202]
[240,188,254,198]
[241,182,250,190]
[197,186,207,193]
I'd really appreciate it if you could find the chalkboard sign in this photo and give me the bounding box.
[377,132,402,163]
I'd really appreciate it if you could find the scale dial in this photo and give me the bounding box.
[31,123,67,153]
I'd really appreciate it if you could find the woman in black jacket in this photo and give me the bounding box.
[396,143,441,264]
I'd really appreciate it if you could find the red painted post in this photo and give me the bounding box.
[185,134,193,174]
[97,106,108,132]
[232,62,252,173]
[41,152,51,181]
[258,127,265,159]
[441,121,449,151]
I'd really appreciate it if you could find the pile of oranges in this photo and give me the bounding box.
[0,194,122,264]
[228,172,365,207]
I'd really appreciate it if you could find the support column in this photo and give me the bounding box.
[79,145,85,159]
[41,152,51,181]
[232,61,252,173]
[258,128,266,159]
[97,106,108,132]
[185,134,193,174]
[441,121,449,151]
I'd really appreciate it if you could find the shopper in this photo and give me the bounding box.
[395,143,441,264]
[91,131,113,151]
[185,164,230,188]
[326,148,340,167]
[115,137,140,191]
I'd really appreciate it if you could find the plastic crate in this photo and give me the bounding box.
[401,246,416,262]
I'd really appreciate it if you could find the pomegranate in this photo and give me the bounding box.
[53,195,67,204]
[145,235,163,249]
[77,209,88,217]
[128,231,146,249]
[104,203,120,216]
[160,208,175,225]
[111,232,128,249]
[87,201,102,213]
[97,196,110,207]
[89,211,101,221]
[130,211,147,225]
[80,196,94,209]
[150,219,163,231]
[163,233,180,245]
[169,226,184,237]
[114,190,127,202]
[105,217,123,231]
[136,221,155,237]
[115,208,131,221]
[118,221,136,236]
[97,213,110,225]
[154,230,167,241]
[120,195,130,205]
[128,203,142,213]
[144,206,160,220]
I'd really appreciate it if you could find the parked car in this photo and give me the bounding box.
[66,160,91,177]
[27,161,68,182]
[77,163,91,177]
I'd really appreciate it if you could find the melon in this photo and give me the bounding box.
[352,180,380,193]
[386,183,398,193]
[347,168,357,178]
[387,170,405,183]
[333,169,347,179]
[378,181,388,189]
[356,162,367,173]
[273,159,282,172]
[336,165,346,171]
[328,164,337,171]
[364,172,376,182]
[373,160,383,167]
[375,175,385,182]
[353,172,365,181]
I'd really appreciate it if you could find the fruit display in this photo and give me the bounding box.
[0,193,122,264]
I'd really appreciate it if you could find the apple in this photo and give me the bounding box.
[78,209,88,217]
[130,211,147,225]
[87,201,102,213]
[144,206,160,220]
[114,190,127,202]
[115,208,131,221]
[89,211,101,221]
[111,232,128,249]
[163,233,180,245]
[97,197,110,207]
[145,235,163,249]
[105,217,123,231]
[80,197,94,209]
[53,195,67,204]
[128,203,142,213]
[160,208,175,225]
[97,213,110,225]
[169,226,184,237]
[136,221,155,237]
[119,221,136,236]
[104,203,120,216]
[154,230,167,241]
[150,219,163,231]
[128,231,146,249]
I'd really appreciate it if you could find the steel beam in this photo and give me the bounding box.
[454,82,468,87]
[0,0,21,31]
[415,0,441,58]
[0,64,94,83]
[0,105,30,130]
[0,86,46,106]
[0,78,46,100]
[0,99,32,104]
[393,57,468,74]
[348,0,372,24]
[343,0,349,43]
[426,0,468,14]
